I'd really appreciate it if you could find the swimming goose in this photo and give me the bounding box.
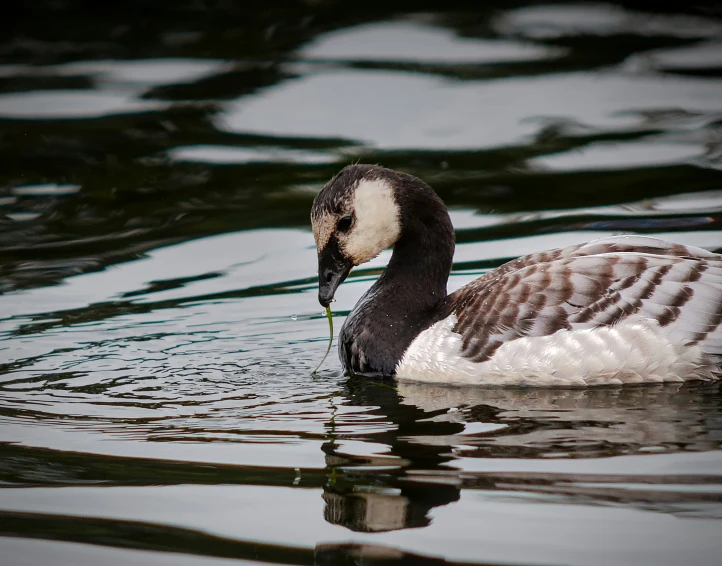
[311,164,722,386]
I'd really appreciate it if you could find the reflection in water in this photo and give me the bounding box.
[318,379,722,533]
[397,382,722,455]
[323,490,427,532]
[314,543,488,566]
[299,20,562,64]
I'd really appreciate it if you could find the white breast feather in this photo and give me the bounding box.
[396,314,717,386]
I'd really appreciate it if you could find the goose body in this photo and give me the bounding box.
[311,165,722,386]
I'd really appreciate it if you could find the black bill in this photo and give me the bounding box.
[317,237,353,307]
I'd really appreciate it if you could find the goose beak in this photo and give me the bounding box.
[317,239,353,307]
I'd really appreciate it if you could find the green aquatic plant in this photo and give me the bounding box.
[313,306,333,374]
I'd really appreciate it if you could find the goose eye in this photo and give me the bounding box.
[337,215,353,233]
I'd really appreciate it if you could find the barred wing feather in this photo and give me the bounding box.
[448,236,722,370]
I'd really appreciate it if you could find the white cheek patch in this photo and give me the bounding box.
[311,212,335,252]
[342,178,401,265]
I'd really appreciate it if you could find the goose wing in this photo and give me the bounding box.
[447,235,722,364]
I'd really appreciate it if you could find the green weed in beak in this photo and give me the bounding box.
[313,306,333,374]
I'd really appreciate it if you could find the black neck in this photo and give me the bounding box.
[378,208,455,308]
[339,179,455,377]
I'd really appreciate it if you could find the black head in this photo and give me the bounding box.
[311,165,403,306]
[311,164,452,307]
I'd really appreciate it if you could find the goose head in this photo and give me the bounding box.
[311,164,454,308]
[311,165,403,307]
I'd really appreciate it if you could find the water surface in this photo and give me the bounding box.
[2,2,722,565]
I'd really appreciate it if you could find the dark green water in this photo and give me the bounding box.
[2,2,722,565]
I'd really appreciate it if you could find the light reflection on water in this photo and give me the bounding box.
[1,2,722,566]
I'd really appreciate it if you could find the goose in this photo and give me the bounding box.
[311,164,722,386]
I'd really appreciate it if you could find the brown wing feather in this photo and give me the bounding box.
[446,236,722,363]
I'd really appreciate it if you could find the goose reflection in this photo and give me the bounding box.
[320,379,722,532]
[396,381,722,455]
[320,378,462,532]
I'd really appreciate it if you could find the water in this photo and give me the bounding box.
[2,2,722,565]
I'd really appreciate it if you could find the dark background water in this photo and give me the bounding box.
[1,1,722,565]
